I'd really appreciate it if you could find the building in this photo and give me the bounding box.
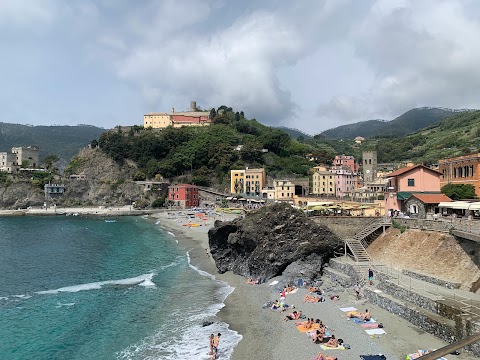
[384,164,443,213]
[439,153,480,197]
[144,101,211,129]
[403,193,452,219]
[312,169,335,196]
[330,167,356,197]
[333,155,358,173]
[362,151,377,183]
[354,136,365,144]
[230,168,266,197]
[167,184,199,209]
[44,183,65,198]
[0,152,18,173]
[273,180,296,202]
[11,146,39,168]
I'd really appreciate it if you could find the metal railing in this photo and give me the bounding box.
[373,264,480,319]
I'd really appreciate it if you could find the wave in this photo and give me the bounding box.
[186,251,216,280]
[35,273,156,295]
[167,231,175,237]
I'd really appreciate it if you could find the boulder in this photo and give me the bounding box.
[208,203,342,280]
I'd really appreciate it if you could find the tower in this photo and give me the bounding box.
[362,151,377,183]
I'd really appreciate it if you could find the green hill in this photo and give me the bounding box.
[276,127,312,140]
[320,107,465,139]
[0,122,105,161]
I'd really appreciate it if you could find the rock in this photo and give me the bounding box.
[202,321,214,327]
[208,203,342,280]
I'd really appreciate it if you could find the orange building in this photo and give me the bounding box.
[439,153,480,197]
[384,164,443,212]
[168,184,199,209]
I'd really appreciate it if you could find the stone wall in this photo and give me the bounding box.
[403,197,427,219]
[312,217,380,239]
[402,269,461,289]
[393,218,452,232]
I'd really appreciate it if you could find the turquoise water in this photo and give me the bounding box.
[0,216,240,360]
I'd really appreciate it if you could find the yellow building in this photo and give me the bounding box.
[230,168,265,197]
[312,170,335,195]
[274,180,296,202]
[143,113,172,128]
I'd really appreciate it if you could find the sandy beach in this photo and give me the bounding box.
[136,211,479,359]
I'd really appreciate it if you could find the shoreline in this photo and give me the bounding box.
[150,211,477,360]
[0,206,155,217]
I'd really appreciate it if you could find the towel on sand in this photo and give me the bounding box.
[365,329,386,335]
[320,345,345,350]
[360,356,386,360]
[352,317,376,324]
[296,323,320,333]
[361,323,379,329]
[340,307,357,312]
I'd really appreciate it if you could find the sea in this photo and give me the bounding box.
[0,215,241,360]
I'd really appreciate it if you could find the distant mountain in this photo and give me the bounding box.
[0,123,105,162]
[319,107,469,139]
[276,126,312,139]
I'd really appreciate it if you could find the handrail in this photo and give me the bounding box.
[419,332,480,359]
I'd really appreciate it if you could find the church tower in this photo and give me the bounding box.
[362,151,377,183]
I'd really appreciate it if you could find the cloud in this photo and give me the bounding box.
[0,0,56,27]
[316,0,480,126]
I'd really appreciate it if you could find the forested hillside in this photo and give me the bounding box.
[0,123,105,161]
[94,109,331,187]
[320,107,464,139]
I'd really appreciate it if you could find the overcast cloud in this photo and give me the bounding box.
[1,0,479,134]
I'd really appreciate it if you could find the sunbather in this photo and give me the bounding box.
[314,352,337,360]
[271,300,281,310]
[295,317,313,330]
[408,349,432,359]
[304,294,324,303]
[324,335,339,348]
[312,327,326,343]
[284,310,301,321]
[360,309,371,322]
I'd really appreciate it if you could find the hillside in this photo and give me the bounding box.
[0,122,105,162]
[320,107,464,139]
[368,228,480,292]
[276,127,312,139]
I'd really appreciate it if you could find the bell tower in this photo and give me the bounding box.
[362,151,377,183]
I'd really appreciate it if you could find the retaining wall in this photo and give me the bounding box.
[312,217,379,239]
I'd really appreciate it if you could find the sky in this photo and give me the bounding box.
[1,0,480,135]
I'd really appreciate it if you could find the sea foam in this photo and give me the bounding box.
[35,273,156,295]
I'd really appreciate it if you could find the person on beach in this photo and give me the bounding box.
[324,334,338,348]
[360,309,371,322]
[314,353,337,360]
[210,333,221,359]
[354,283,361,300]
[303,294,324,302]
[284,310,301,321]
[368,268,374,285]
[208,334,215,355]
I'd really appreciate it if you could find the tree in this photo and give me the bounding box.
[209,108,217,120]
[441,183,476,200]
[43,154,59,172]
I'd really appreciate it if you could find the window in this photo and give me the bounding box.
[407,178,415,187]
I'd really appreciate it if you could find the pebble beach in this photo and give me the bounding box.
[152,211,477,360]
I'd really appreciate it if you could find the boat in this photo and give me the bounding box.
[105,220,116,223]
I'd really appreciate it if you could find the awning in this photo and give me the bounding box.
[438,201,470,210]
[468,202,480,211]
[397,192,413,200]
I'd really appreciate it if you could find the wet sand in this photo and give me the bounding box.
[151,211,477,360]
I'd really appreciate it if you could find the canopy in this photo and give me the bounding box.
[309,205,327,211]
[468,202,480,211]
[438,201,470,210]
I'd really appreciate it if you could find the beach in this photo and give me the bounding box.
[152,210,478,360]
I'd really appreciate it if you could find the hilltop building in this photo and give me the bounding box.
[0,146,39,172]
[439,153,480,197]
[167,184,199,209]
[230,168,266,197]
[144,101,211,129]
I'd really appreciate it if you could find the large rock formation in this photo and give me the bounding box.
[208,203,343,280]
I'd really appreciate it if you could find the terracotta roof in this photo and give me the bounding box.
[387,164,442,177]
[409,193,452,204]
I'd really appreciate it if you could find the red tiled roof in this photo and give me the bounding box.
[409,193,452,204]
[387,164,442,178]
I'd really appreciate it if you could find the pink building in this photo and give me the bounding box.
[334,155,358,173]
[330,167,356,197]
[384,164,442,212]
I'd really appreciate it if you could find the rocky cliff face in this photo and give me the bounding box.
[208,203,343,280]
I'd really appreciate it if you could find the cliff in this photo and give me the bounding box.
[208,203,343,280]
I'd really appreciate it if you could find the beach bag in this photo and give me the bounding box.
[378,323,384,328]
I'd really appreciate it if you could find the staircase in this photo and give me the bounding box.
[345,219,391,280]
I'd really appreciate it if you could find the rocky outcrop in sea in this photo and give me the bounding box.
[208,203,343,280]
